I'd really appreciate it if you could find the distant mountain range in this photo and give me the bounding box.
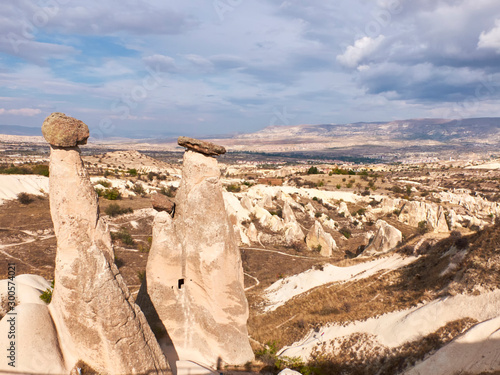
[0,125,42,136]
[3,118,500,156]
[234,118,500,144]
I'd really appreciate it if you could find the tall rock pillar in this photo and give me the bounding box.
[138,137,254,368]
[42,113,170,374]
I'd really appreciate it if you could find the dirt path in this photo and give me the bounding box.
[240,246,321,260]
[244,272,260,291]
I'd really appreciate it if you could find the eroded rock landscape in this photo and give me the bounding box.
[0,116,499,375]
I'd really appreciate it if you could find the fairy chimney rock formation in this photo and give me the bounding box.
[178,136,226,156]
[43,113,170,374]
[306,221,337,257]
[363,220,402,256]
[138,137,254,368]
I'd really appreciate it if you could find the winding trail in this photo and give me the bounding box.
[0,235,55,250]
[244,272,260,291]
[240,246,320,260]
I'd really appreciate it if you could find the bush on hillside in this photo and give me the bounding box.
[17,192,34,205]
[105,203,133,217]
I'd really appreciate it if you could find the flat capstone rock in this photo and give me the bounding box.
[42,112,90,147]
[178,136,226,156]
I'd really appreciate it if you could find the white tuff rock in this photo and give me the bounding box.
[363,220,402,256]
[46,123,169,374]
[138,149,254,368]
[306,221,337,257]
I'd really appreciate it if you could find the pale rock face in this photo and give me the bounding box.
[0,275,51,308]
[138,150,254,368]
[260,193,274,209]
[363,220,402,256]
[321,217,338,232]
[374,197,403,215]
[277,191,304,212]
[404,316,500,375]
[223,192,251,224]
[436,208,450,233]
[253,205,273,227]
[398,201,449,233]
[247,222,259,242]
[438,190,500,217]
[461,215,488,230]
[238,226,251,246]
[47,146,170,374]
[240,195,254,211]
[278,369,303,375]
[253,205,286,233]
[305,202,316,218]
[282,202,305,243]
[269,214,285,232]
[338,201,350,216]
[284,221,305,245]
[0,303,66,374]
[223,192,252,246]
[448,209,462,229]
[305,221,337,257]
[282,201,297,224]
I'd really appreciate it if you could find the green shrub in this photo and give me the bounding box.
[226,184,241,192]
[105,203,133,217]
[114,256,125,268]
[96,187,121,200]
[160,186,177,197]
[418,220,429,234]
[269,208,283,218]
[95,179,111,188]
[32,164,49,177]
[137,270,146,283]
[17,192,34,205]
[340,227,351,239]
[0,163,49,176]
[355,208,365,216]
[111,227,135,247]
[132,183,146,196]
[307,166,320,174]
[39,280,54,304]
[128,168,138,176]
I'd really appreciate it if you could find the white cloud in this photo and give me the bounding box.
[0,108,42,116]
[337,36,385,68]
[478,19,500,52]
[143,55,177,72]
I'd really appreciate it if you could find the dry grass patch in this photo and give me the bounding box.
[249,223,500,349]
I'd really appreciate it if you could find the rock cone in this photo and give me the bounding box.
[138,148,254,367]
[43,113,170,374]
[306,221,336,257]
[363,220,402,256]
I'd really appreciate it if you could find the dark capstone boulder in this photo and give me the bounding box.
[151,193,175,214]
[42,112,90,147]
[178,136,226,156]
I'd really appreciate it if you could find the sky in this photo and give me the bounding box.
[1,0,500,139]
